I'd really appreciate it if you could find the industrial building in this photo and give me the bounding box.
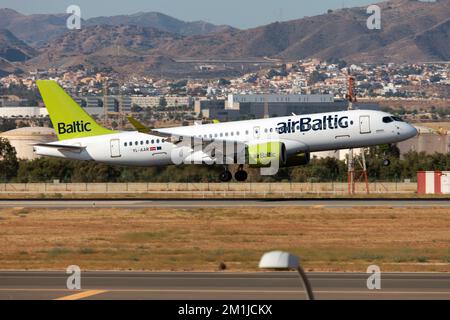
[0,127,56,160]
[397,127,450,156]
[195,93,379,121]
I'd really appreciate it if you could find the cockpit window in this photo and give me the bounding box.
[392,116,404,122]
[382,116,394,123]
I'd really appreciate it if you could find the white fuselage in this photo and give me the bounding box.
[34,109,417,166]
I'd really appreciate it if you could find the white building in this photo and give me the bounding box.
[226,93,334,110]
[0,106,104,118]
[0,107,48,118]
[131,96,193,109]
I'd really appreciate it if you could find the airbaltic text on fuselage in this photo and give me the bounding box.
[277,115,350,134]
[58,121,91,134]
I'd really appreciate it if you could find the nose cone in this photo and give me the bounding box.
[405,124,418,139]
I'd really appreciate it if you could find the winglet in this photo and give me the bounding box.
[126,116,150,133]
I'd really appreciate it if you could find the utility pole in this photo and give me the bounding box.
[103,80,108,124]
[347,76,369,195]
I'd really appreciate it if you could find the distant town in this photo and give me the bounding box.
[0,59,448,130]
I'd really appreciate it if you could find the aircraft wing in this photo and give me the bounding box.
[126,117,308,163]
[127,116,228,145]
[127,116,176,140]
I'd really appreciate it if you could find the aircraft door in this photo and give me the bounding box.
[110,139,121,158]
[359,115,371,134]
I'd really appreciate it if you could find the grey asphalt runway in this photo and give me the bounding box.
[1,199,450,209]
[0,271,449,300]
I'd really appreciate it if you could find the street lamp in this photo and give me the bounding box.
[259,250,315,300]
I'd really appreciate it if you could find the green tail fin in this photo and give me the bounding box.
[36,80,115,140]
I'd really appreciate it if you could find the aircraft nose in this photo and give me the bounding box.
[405,124,418,138]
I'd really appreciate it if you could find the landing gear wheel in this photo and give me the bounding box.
[219,170,232,182]
[234,170,248,182]
[383,159,391,166]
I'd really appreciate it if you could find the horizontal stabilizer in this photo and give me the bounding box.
[33,143,86,151]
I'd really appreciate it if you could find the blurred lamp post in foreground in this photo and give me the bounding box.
[259,250,315,300]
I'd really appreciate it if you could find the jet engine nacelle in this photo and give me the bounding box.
[246,141,287,168]
[285,151,311,167]
[246,140,311,168]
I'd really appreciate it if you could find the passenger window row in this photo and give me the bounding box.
[197,130,244,139]
[124,139,164,147]
[196,128,283,139]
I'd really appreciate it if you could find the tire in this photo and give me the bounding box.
[219,170,232,182]
[383,159,391,166]
[234,170,248,182]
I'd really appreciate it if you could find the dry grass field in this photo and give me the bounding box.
[0,206,449,272]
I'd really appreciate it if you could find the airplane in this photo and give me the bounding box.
[33,80,418,182]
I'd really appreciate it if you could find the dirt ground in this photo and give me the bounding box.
[413,122,450,131]
[0,206,449,272]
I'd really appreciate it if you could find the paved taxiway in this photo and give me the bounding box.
[1,199,450,209]
[0,272,448,300]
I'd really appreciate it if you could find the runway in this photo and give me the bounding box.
[0,271,448,300]
[1,198,450,209]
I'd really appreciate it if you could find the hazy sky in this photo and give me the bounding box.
[0,0,382,28]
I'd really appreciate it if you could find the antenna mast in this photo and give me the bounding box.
[347,75,369,195]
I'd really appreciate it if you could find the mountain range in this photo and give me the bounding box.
[0,0,449,77]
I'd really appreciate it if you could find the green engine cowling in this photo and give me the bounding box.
[246,142,310,168]
[246,141,287,168]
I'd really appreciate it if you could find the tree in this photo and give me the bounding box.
[308,70,328,84]
[159,97,167,108]
[131,104,142,113]
[0,138,19,181]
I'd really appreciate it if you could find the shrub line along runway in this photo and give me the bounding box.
[0,271,449,300]
[1,199,450,208]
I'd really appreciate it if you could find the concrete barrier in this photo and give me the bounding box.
[0,182,417,197]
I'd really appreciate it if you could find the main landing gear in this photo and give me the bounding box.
[219,165,248,182]
[234,165,248,182]
[219,168,232,182]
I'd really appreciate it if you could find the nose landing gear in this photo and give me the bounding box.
[382,149,391,166]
